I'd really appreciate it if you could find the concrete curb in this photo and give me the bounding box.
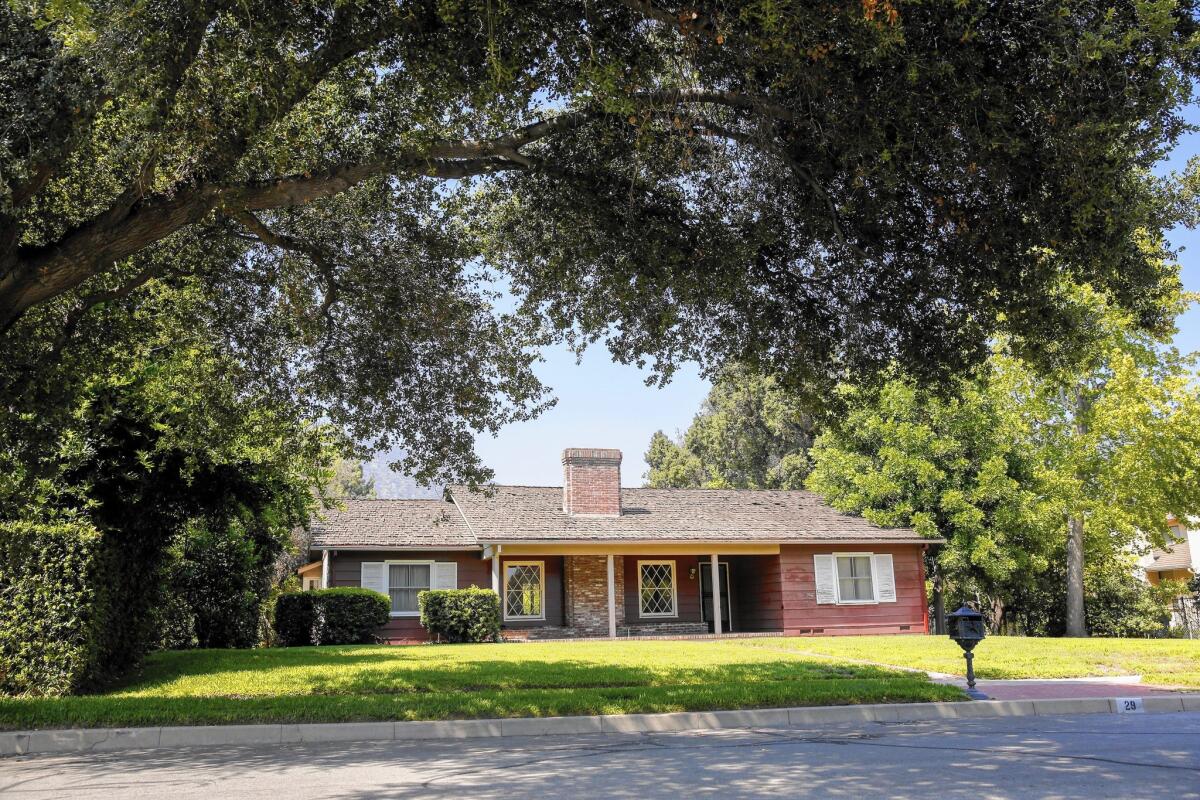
[4,695,1199,757]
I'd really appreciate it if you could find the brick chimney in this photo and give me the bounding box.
[562,448,622,517]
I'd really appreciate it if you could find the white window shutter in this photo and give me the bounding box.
[360,562,387,595]
[814,555,837,604]
[872,554,896,602]
[432,562,458,590]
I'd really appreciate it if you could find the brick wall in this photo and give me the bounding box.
[563,555,625,635]
[561,448,622,516]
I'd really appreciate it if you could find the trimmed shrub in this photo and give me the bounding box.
[0,521,110,696]
[274,591,319,646]
[316,587,391,645]
[273,588,389,646]
[419,587,501,643]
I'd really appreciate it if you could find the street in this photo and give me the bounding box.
[2,712,1199,799]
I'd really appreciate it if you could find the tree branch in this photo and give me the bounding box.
[229,209,341,324]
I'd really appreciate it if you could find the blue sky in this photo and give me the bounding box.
[373,103,1200,492]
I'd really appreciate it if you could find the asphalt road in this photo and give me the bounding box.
[3,712,1199,799]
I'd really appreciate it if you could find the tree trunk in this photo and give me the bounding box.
[1066,514,1087,637]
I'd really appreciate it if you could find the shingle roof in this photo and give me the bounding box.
[310,499,476,549]
[1146,539,1194,573]
[309,488,935,549]
[448,486,933,544]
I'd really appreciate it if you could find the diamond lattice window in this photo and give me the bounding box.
[639,562,676,617]
[505,563,543,619]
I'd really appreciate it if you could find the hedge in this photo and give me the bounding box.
[273,587,390,646]
[419,587,501,643]
[274,591,319,646]
[0,521,110,696]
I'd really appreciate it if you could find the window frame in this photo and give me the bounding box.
[383,559,434,618]
[502,560,546,622]
[833,553,878,605]
[636,559,679,619]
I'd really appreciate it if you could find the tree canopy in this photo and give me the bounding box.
[807,285,1200,634]
[4,0,1199,482]
[645,364,815,488]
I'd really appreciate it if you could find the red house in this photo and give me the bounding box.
[311,448,936,641]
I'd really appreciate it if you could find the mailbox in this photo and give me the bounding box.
[946,605,987,697]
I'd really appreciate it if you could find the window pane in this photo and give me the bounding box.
[389,564,430,613]
[639,563,675,616]
[837,556,874,601]
[505,564,543,618]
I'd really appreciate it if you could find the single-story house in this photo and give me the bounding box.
[308,448,938,642]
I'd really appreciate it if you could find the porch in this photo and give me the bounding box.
[483,543,784,639]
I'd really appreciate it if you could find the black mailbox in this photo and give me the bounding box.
[946,605,987,697]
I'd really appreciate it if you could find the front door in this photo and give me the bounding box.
[700,562,732,632]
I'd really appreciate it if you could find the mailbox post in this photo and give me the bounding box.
[947,605,987,699]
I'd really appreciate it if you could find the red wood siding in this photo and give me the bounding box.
[778,544,928,635]
[499,556,565,628]
[622,555,703,624]
[329,550,489,642]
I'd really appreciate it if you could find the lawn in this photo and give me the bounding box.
[747,636,1200,688]
[0,639,964,731]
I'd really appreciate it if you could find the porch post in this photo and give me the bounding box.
[710,553,722,636]
[606,554,617,639]
[321,549,330,589]
[491,555,500,595]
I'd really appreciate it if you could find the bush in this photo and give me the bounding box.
[419,588,501,643]
[274,591,319,646]
[162,520,272,649]
[273,588,389,646]
[316,587,391,645]
[0,521,112,695]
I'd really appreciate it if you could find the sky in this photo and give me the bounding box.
[372,103,1200,494]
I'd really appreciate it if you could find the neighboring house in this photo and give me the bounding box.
[1141,518,1199,587]
[308,448,939,642]
[296,560,323,591]
[1140,518,1199,632]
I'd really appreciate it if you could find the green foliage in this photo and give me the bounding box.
[0,521,112,696]
[316,588,391,645]
[0,281,333,680]
[162,520,283,650]
[645,365,816,489]
[806,284,1200,635]
[326,457,376,499]
[273,592,319,648]
[3,0,1198,476]
[1083,563,1174,638]
[807,374,1056,618]
[419,588,501,643]
[274,588,390,646]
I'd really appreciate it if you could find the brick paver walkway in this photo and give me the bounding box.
[968,680,1181,700]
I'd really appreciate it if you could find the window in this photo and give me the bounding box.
[388,563,431,615]
[836,556,874,603]
[638,560,677,618]
[504,561,545,620]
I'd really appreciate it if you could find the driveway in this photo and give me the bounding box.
[3,712,1199,799]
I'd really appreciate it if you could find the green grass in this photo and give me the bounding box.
[0,639,964,730]
[744,636,1200,687]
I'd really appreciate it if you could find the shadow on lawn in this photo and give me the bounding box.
[121,649,911,697]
